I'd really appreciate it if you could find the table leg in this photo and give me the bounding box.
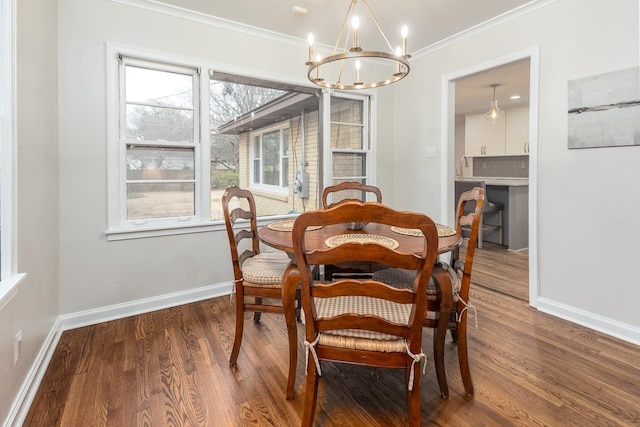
[282,264,301,400]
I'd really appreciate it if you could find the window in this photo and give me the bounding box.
[108,49,376,236]
[325,93,373,189]
[108,52,203,235]
[0,0,23,305]
[250,124,290,190]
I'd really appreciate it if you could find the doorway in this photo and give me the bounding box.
[441,47,539,306]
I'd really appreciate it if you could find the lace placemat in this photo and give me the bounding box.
[267,219,322,232]
[391,224,457,238]
[325,234,399,249]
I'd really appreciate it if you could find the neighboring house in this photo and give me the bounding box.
[218,92,372,216]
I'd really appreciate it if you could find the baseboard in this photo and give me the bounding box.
[537,297,640,346]
[59,281,232,331]
[5,316,63,427]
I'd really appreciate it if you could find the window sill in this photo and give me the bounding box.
[250,186,289,202]
[105,221,227,241]
[0,273,27,311]
[105,214,299,241]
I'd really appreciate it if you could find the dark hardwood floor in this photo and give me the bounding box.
[465,242,529,301]
[25,285,639,426]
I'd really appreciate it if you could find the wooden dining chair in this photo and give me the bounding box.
[289,201,446,427]
[455,180,502,248]
[221,186,300,393]
[373,187,484,398]
[321,181,383,280]
[321,181,383,209]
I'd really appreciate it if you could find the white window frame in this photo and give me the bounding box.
[0,0,25,309]
[106,45,213,240]
[322,90,376,190]
[249,122,290,195]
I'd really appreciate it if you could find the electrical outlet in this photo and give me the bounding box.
[425,146,436,158]
[14,330,22,366]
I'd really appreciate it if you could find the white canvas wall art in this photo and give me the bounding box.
[568,66,640,149]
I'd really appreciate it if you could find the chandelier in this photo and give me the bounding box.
[305,0,411,90]
[485,84,504,123]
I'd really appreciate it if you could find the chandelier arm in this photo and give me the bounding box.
[336,26,353,84]
[333,0,358,55]
[361,0,395,53]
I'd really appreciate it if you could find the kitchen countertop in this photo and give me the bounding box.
[458,177,529,187]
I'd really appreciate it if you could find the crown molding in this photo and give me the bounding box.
[108,0,306,48]
[109,0,559,60]
[413,0,559,58]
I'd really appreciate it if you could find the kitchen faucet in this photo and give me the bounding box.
[459,156,467,179]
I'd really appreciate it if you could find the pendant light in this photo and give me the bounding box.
[485,84,504,123]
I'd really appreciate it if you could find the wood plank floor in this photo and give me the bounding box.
[25,286,639,426]
[465,242,529,301]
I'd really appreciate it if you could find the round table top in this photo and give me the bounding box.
[259,221,461,255]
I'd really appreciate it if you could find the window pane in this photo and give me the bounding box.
[127,146,194,180]
[126,66,193,108]
[283,128,289,156]
[330,98,363,124]
[253,159,260,184]
[125,105,194,142]
[282,157,289,187]
[332,153,365,178]
[127,183,195,219]
[262,130,280,186]
[330,123,363,149]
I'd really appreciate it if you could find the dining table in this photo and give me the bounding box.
[258,218,462,399]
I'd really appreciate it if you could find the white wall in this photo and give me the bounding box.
[56,0,396,315]
[0,0,60,423]
[393,0,640,339]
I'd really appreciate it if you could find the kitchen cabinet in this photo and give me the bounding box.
[464,113,505,156]
[465,107,529,156]
[505,107,530,155]
[459,178,529,250]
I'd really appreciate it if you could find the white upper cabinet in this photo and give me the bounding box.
[464,113,505,156]
[464,107,529,157]
[505,107,530,155]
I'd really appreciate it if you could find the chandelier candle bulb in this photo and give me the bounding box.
[401,25,408,56]
[351,16,360,51]
[355,59,362,85]
[307,33,314,64]
[395,46,402,75]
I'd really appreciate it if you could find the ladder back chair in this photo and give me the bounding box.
[321,181,384,280]
[373,187,484,397]
[290,201,442,427]
[321,181,383,209]
[221,186,301,396]
[455,180,502,248]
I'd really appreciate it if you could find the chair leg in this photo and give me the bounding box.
[253,297,263,322]
[324,264,333,281]
[432,325,449,399]
[301,356,320,427]
[457,310,474,395]
[406,360,422,427]
[498,210,504,245]
[478,213,484,249]
[229,283,244,365]
[282,265,300,400]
